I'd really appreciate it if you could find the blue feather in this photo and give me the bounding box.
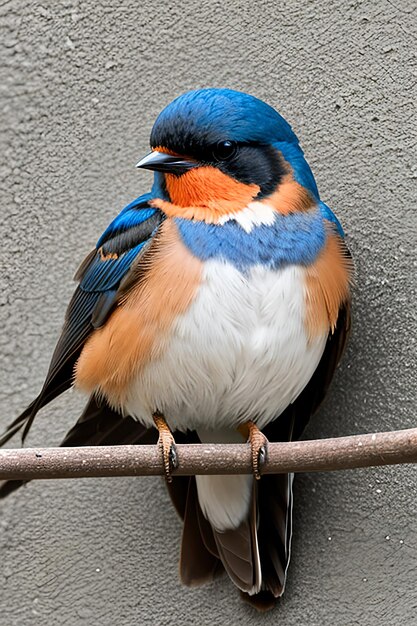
[76,193,163,295]
[175,210,326,272]
[318,201,345,237]
[96,193,156,248]
[79,243,147,293]
[151,89,299,148]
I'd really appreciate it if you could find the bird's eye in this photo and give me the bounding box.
[212,140,237,162]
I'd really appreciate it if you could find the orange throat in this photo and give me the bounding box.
[151,165,260,222]
[150,163,317,223]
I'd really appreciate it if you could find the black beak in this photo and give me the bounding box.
[136,150,199,174]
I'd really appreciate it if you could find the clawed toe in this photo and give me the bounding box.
[153,412,178,482]
[243,421,268,480]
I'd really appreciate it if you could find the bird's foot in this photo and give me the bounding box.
[153,412,178,483]
[239,421,268,480]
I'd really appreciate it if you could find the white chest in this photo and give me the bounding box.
[124,260,328,432]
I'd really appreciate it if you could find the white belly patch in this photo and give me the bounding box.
[124,260,328,432]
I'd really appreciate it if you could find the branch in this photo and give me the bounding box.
[0,427,416,481]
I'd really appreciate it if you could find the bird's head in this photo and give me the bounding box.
[137,89,320,223]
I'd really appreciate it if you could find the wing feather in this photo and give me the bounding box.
[0,195,164,446]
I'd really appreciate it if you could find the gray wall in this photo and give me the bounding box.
[1,1,416,624]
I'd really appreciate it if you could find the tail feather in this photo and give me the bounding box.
[0,400,39,447]
[178,477,263,597]
[20,379,73,443]
[258,472,294,597]
[196,500,219,559]
[179,478,223,586]
[0,358,77,448]
[173,441,293,607]
[212,482,261,595]
[239,589,278,612]
[213,522,258,593]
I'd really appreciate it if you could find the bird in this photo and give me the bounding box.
[0,88,353,610]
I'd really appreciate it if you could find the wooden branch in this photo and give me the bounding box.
[0,427,416,481]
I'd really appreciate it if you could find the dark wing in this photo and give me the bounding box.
[0,194,164,447]
[60,394,157,448]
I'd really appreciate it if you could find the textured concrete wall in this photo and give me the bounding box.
[1,1,416,624]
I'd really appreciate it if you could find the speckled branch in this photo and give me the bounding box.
[0,427,416,480]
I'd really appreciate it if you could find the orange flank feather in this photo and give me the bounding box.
[75,219,203,407]
[151,165,260,222]
[265,174,315,215]
[304,230,353,340]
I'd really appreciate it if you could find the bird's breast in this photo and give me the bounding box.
[123,259,329,432]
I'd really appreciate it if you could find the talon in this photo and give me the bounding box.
[242,421,268,480]
[258,444,267,468]
[153,412,178,482]
[169,444,179,471]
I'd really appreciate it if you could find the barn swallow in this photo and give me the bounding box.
[0,88,352,610]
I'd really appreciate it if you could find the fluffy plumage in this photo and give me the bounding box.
[123,261,328,434]
[0,88,353,610]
